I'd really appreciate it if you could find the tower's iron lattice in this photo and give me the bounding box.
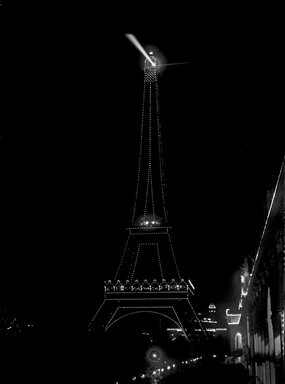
[89,53,206,340]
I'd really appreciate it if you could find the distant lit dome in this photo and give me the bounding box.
[209,303,216,309]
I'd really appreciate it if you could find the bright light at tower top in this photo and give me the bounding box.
[125,34,156,67]
[149,51,157,66]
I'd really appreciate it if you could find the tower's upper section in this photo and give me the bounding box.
[144,52,159,82]
[130,52,168,228]
[112,48,187,284]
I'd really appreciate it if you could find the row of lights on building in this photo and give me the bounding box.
[104,278,188,292]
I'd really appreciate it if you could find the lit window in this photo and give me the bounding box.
[235,332,243,349]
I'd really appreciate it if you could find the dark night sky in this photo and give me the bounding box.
[1,2,285,332]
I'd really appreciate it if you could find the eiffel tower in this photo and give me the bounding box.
[89,51,205,341]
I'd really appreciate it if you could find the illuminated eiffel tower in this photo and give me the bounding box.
[89,52,205,341]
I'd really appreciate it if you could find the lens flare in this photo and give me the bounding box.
[146,347,164,364]
[160,61,199,67]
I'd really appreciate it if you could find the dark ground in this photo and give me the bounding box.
[1,314,249,384]
[0,310,249,384]
[1,340,249,384]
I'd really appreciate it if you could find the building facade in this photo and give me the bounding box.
[227,157,285,383]
[225,309,243,364]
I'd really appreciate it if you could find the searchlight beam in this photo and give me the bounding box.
[125,34,156,67]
